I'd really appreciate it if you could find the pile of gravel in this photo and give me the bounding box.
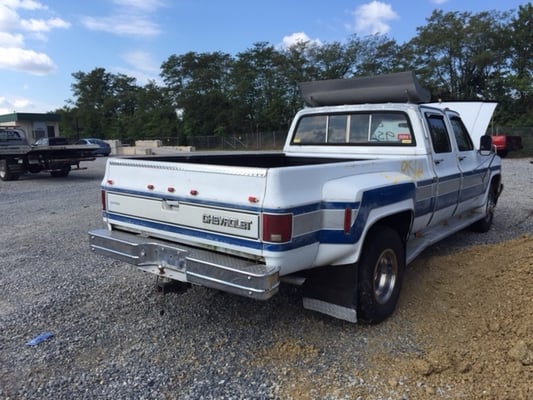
[0,157,531,399]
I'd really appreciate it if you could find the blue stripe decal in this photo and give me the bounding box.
[460,185,484,202]
[414,179,435,217]
[106,211,322,252]
[415,198,434,216]
[106,183,415,252]
[438,173,462,183]
[458,166,493,202]
[104,186,338,215]
[105,166,499,253]
[319,183,415,245]
[437,191,460,209]
[417,178,434,187]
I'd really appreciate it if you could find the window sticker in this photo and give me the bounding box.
[397,133,412,144]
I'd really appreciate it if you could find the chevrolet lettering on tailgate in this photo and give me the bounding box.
[202,214,253,230]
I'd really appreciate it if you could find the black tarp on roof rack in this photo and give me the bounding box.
[298,71,431,107]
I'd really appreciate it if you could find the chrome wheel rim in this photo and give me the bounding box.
[373,249,398,304]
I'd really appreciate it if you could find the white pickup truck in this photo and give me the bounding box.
[89,72,503,324]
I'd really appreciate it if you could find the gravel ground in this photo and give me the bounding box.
[0,156,531,399]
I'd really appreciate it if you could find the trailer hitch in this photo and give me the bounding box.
[155,276,190,295]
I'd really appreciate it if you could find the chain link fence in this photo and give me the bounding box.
[118,131,288,151]
[118,126,532,156]
[190,131,288,151]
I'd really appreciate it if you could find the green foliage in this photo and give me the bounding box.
[57,3,532,141]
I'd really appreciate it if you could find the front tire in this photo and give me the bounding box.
[470,182,499,233]
[0,159,19,181]
[357,226,405,324]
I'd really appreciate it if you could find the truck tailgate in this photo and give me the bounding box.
[102,157,268,253]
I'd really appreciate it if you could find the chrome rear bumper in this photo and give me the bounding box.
[88,229,279,300]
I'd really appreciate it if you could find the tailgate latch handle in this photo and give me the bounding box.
[163,199,180,209]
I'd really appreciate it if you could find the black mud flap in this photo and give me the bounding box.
[301,264,358,323]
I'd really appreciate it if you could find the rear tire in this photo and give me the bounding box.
[357,226,405,324]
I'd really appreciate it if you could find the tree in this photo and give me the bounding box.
[64,68,178,143]
[348,34,401,76]
[506,3,533,124]
[70,68,114,137]
[161,52,234,137]
[59,4,530,143]
[408,10,511,101]
[126,82,177,142]
[230,43,292,134]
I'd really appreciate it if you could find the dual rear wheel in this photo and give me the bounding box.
[357,226,405,324]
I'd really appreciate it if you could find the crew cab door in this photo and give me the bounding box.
[424,111,462,226]
[446,113,487,215]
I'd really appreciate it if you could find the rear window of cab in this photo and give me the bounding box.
[291,111,415,146]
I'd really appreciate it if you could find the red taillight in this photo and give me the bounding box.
[262,213,292,243]
[101,190,107,211]
[344,208,352,234]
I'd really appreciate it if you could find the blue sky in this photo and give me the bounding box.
[0,0,527,114]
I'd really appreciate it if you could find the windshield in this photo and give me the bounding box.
[291,111,415,146]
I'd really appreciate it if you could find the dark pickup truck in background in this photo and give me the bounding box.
[0,127,98,181]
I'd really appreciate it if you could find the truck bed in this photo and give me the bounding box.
[127,152,363,168]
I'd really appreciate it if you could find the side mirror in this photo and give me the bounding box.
[479,135,493,155]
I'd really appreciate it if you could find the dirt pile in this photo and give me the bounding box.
[367,235,533,399]
[269,235,532,399]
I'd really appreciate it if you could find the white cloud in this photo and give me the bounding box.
[0,1,68,75]
[122,50,159,74]
[13,97,31,109]
[350,1,399,35]
[0,3,21,30]
[0,96,11,115]
[20,17,70,32]
[0,94,55,114]
[2,0,47,11]
[0,95,30,114]
[81,0,164,38]
[0,47,56,75]
[280,32,322,49]
[115,50,161,85]
[0,32,24,46]
[113,0,166,12]
[82,15,161,37]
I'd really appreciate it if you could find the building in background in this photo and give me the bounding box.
[0,113,61,144]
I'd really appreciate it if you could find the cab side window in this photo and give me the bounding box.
[450,116,474,151]
[426,114,451,153]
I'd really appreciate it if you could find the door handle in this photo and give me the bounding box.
[434,158,444,165]
[458,156,466,162]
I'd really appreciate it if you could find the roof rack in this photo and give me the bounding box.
[298,71,431,107]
